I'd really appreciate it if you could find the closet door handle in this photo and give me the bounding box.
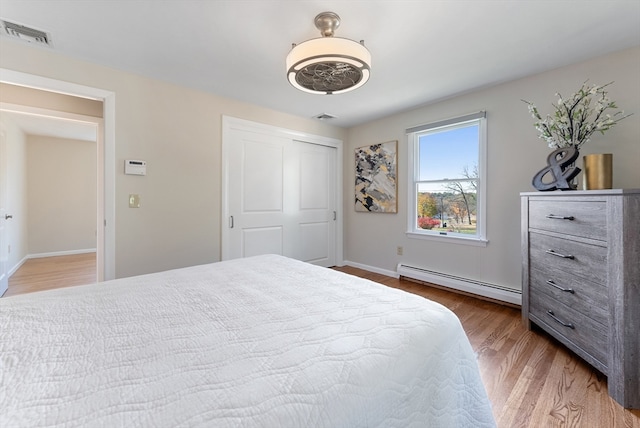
[546,249,574,259]
[546,280,574,294]
[546,214,575,220]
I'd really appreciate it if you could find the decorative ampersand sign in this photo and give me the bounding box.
[532,146,581,191]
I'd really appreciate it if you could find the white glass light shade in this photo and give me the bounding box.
[286,37,371,94]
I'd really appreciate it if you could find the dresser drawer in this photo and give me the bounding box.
[529,232,607,284]
[529,291,608,365]
[529,267,608,326]
[528,199,607,241]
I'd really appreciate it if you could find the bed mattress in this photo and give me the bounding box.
[1,254,495,427]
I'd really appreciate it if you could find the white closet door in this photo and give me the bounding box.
[224,125,337,267]
[291,141,336,266]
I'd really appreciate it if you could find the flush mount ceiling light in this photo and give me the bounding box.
[286,12,371,95]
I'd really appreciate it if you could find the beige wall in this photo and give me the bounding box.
[0,38,347,278]
[344,47,640,290]
[27,135,96,254]
[0,113,28,272]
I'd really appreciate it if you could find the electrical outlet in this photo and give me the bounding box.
[397,246,403,255]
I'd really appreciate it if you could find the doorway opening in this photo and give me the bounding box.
[0,68,115,295]
[0,107,99,295]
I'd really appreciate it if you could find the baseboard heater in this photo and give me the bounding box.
[396,263,521,306]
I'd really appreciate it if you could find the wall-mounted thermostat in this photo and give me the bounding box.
[125,159,146,175]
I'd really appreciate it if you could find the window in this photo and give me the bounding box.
[406,111,487,245]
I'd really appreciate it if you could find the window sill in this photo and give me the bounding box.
[406,231,489,247]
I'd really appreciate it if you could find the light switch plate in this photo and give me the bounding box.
[129,194,140,208]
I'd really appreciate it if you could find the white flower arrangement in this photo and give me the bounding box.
[523,81,631,150]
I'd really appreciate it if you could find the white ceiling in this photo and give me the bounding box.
[0,0,639,130]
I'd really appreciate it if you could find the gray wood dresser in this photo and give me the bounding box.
[521,189,640,409]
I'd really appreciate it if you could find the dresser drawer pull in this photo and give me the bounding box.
[545,249,575,259]
[546,280,575,294]
[547,310,575,329]
[546,214,575,220]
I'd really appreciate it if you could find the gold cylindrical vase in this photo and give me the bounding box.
[583,154,612,190]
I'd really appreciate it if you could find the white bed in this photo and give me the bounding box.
[1,254,495,427]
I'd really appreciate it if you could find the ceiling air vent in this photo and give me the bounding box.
[1,20,53,47]
[313,113,337,120]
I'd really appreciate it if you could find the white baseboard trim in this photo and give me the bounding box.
[8,255,29,277]
[397,263,522,306]
[340,260,521,306]
[343,260,399,279]
[28,248,97,259]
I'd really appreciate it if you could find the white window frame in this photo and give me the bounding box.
[406,111,488,246]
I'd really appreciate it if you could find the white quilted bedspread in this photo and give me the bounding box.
[1,255,495,427]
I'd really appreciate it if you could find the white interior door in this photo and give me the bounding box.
[0,128,8,296]
[227,130,289,259]
[292,140,336,266]
[223,120,338,267]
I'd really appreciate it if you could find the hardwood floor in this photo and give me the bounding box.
[4,253,96,297]
[4,256,639,427]
[334,266,640,428]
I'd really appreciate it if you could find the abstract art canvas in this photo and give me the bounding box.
[355,141,397,213]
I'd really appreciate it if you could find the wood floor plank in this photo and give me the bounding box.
[4,253,96,297]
